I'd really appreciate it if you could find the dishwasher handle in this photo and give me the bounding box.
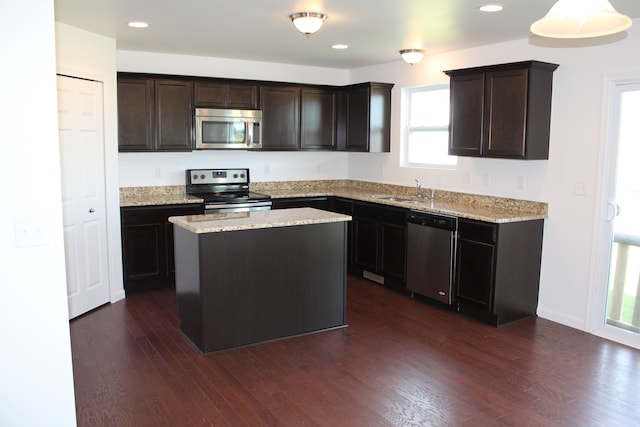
[407,211,458,231]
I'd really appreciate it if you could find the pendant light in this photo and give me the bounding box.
[289,12,328,36]
[530,0,632,39]
[399,49,425,65]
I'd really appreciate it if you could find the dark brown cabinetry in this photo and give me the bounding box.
[455,218,544,326]
[117,73,393,153]
[193,81,258,109]
[120,203,204,293]
[118,75,193,152]
[339,82,394,152]
[301,88,337,150]
[271,196,330,210]
[260,85,301,150]
[445,61,558,159]
[352,201,407,289]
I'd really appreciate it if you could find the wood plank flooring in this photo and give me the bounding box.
[70,275,640,426]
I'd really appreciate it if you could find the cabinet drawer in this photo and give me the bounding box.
[354,202,407,225]
[331,198,353,215]
[121,204,204,225]
[459,219,496,244]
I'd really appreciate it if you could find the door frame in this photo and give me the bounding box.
[56,67,125,306]
[589,72,640,350]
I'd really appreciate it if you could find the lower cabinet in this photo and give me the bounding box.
[455,218,544,326]
[120,203,204,293]
[352,201,407,290]
[271,196,330,210]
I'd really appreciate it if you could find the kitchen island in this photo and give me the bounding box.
[169,208,351,353]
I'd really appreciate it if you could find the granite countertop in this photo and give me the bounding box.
[122,180,548,224]
[169,207,351,234]
[120,185,204,207]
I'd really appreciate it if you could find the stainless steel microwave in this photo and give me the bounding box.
[194,108,262,150]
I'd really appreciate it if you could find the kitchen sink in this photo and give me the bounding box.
[373,195,425,204]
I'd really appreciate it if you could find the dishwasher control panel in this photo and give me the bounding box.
[407,211,458,231]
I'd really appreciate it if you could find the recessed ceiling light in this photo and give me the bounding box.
[479,4,504,13]
[127,21,149,28]
[332,44,349,50]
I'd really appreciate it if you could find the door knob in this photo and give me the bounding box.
[89,208,95,213]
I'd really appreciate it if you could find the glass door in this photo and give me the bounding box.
[593,79,640,349]
[605,87,640,333]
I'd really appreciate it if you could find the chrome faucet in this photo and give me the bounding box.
[415,179,434,200]
[415,179,424,198]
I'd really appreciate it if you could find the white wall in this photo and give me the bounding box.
[349,21,640,330]
[0,2,76,426]
[55,23,125,303]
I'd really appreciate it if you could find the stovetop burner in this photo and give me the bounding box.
[185,168,271,211]
[189,191,271,204]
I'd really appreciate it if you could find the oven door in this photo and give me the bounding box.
[205,200,272,213]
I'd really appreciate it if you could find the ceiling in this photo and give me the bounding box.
[53,0,640,69]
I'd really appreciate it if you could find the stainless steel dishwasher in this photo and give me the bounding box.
[406,210,458,305]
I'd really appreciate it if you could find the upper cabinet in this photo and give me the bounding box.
[259,85,301,150]
[193,81,258,109]
[117,73,393,153]
[118,74,193,152]
[339,82,394,152]
[301,87,337,150]
[259,84,340,151]
[445,61,558,160]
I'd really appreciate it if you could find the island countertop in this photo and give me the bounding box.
[169,207,352,234]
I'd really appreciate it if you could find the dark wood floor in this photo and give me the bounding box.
[70,275,640,427]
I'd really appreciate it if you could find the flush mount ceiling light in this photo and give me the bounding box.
[530,0,632,38]
[127,21,149,28]
[479,4,504,13]
[289,12,328,36]
[399,49,425,65]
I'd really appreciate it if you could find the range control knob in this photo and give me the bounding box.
[233,174,238,178]
[200,174,205,179]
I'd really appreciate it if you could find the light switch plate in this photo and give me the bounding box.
[14,216,49,248]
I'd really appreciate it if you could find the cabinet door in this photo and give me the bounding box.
[121,204,204,293]
[117,78,154,151]
[379,222,407,281]
[227,84,258,109]
[448,73,484,156]
[483,69,528,158]
[353,217,378,272]
[154,80,193,151]
[456,238,495,310]
[260,86,300,150]
[301,88,337,150]
[193,82,226,107]
[121,212,165,293]
[345,86,370,151]
[194,82,258,109]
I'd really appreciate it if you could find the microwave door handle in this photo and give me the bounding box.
[244,120,252,146]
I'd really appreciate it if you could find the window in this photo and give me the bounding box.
[404,85,456,167]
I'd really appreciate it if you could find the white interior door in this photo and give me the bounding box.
[57,75,110,319]
[592,77,640,350]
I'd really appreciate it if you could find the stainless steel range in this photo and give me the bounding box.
[186,168,271,213]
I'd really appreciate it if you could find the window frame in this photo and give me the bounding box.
[402,84,456,169]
